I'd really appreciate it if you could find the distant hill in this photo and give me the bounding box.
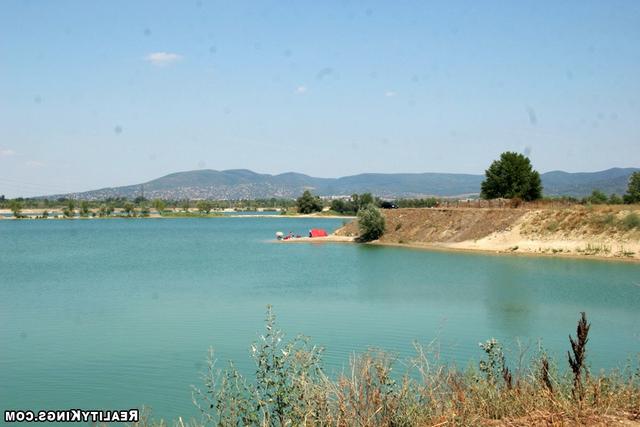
[48,167,639,200]
[539,168,636,197]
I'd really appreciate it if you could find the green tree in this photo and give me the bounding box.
[331,199,348,214]
[480,152,542,201]
[197,200,213,214]
[584,190,607,205]
[358,193,374,210]
[296,190,322,214]
[608,194,623,205]
[80,201,90,216]
[9,199,23,218]
[66,199,76,216]
[122,202,135,216]
[181,199,191,212]
[152,199,166,214]
[624,171,640,204]
[357,204,386,242]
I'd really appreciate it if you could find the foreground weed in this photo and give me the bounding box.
[173,309,639,426]
[568,312,590,403]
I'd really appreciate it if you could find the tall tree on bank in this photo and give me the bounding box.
[9,199,23,218]
[624,171,640,204]
[296,190,323,214]
[480,152,542,201]
[152,199,166,214]
[197,200,213,214]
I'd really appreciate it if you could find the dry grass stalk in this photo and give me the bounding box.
[568,312,591,402]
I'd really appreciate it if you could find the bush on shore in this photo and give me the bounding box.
[357,204,386,242]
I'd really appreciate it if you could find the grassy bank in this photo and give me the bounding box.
[134,309,639,426]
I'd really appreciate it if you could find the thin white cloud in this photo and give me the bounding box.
[0,148,16,157]
[144,52,183,67]
[385,90,396,97]
[25,160,44,168]
[295,85,307,94]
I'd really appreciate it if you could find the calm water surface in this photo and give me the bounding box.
[1,218,639,423]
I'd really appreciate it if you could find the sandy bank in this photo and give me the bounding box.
[276,235,355,243]
[331,207,640,262]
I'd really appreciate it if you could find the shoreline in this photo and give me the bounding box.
[279,234,640,263]
[4,208,638,263]
[366,239,640,264]
[329,207,640,263]
[0,213,356,220]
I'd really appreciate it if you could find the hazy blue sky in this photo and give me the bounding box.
[1,0,639,197]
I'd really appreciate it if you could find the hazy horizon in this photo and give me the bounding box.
[1,1,639,197]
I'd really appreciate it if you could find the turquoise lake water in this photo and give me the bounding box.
[1,218,639,423]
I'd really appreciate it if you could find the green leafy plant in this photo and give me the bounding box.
[357,204,386,242]
[622,212,640,230]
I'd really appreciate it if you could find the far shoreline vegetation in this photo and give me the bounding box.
[3,191,638,221]
[2,153,639,221]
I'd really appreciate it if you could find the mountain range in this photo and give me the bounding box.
[52,167,638,200]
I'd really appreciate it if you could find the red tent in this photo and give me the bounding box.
[309,228,328,238]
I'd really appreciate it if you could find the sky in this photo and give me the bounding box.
[1,0,639,197]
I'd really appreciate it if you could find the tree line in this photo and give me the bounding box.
[3,152,640,219]
[479,151,640,204]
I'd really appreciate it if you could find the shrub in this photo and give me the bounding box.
[603,213,616,225]
[192,306,326,426]
[357,204,386,242]
[608,194,623,205]
[546,221,559,232]
[583,190,607,205]
[622,212,640,230]
[479,338,511,388]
